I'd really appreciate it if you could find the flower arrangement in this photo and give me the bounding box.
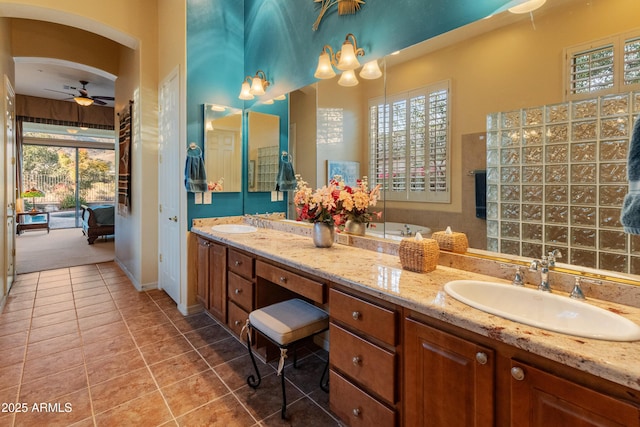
[293,174,381,227]
[207,177,224,192]
[336,175,382,225]
[294,175,342,225]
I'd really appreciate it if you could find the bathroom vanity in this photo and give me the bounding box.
[190,223,640,426]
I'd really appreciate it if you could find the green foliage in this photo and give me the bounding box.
[59,193,87,209]
[22,145,64,175]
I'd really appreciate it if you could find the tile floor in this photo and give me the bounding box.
[0,262,342,426]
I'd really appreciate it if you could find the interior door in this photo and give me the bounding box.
[5,76,15,292]
[158,68,181,304]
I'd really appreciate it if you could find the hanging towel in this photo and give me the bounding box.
[275,152,297,191]
[474,170,487,220]
[622,116,640,234]
[184,145,208,193]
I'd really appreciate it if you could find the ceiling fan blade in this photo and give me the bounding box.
[91,96,115,101]
[92,99,107,106]
[45,88,76,97]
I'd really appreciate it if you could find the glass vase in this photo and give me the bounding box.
[344,219,366,236]
[313,222,335,248]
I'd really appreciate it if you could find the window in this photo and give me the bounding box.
[369,81,450,203]
[565,30,640,99]
[317,107,344,145]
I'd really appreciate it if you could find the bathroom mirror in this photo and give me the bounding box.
[288,0,640,280]
[247,111,280,192]
[204,104,243,192]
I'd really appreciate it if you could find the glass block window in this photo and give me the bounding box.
[369,81,450,203]
[487,92,637,274]
[317,107,343,145]
[566,30,640,100]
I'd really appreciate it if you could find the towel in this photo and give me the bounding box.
[621,116,640,234]
[474,170,486,219]
[275,154,297,191]
[184,148,208,193]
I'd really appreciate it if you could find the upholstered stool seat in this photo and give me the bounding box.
[245,298,329,419]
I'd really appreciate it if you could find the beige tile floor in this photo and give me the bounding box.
[0,262,341,426]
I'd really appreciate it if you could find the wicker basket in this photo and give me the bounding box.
[399,238,439,273]
[431,231,469,254]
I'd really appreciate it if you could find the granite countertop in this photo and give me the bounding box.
[191,224,640,392]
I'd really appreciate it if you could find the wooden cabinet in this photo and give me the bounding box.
[227,249,255,337]
[329,287,399,426]
[196,236,211,310]
[510,360,640,426]
[404,314,640,427]
[195,236,227,321]
[404,317,495,427]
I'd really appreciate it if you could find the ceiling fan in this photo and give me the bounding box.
[46,80,115,107]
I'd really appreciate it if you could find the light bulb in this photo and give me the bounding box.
[338,70,359,87]
[337,41,361,71]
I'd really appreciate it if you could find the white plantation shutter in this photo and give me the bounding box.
[369,81,450,203]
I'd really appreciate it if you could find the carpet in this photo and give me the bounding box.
[16,228,114,274]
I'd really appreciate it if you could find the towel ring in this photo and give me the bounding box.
[187,143,202,156]
[281,151,292,162]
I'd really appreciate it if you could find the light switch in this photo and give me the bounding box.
[203,192,212,204]
[194,193,203,204]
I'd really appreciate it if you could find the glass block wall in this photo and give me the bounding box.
[486,92,640,275]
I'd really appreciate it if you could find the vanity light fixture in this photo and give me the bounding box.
[508,0,546,14]
[314,33,379,86]
[274,94,287,101]
[338,69,359,87]
[359,60,382,79]
[238,70,271,100]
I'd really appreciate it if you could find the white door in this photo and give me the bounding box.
[205,129,241,192]
[158,68,181,304]
[4,76,15,292]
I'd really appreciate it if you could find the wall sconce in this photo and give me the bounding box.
[314,33,382,86]
[238,70,270,100]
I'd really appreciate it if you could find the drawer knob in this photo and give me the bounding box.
[234,320,242,326]
[235,260,241,266]
[352,408,361,417]
[352,311,361,320]
[279,276,287,283]
[511,366,525,381]
[352,356,361,366]
[476,352,488,365]
[235,288,242,295]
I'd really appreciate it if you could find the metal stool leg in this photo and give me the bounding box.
[320,357,330,392]
[246,325,262,389]
[280,360,287,419]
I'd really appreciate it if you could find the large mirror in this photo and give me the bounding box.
[288,0,640,280]
[204,104,243,192]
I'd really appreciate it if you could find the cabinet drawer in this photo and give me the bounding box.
[330,369,396,427]
[256,261,325,304]
[227,301,249,338]
[228,249,254,279]
[330,323,396,404]
[330,288,396,345]
[228,272,254,312]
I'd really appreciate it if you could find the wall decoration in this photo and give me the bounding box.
[313,0,365,31]
[117,101,133,216]
[327,160,359,187]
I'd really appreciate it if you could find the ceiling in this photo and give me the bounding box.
[14,57,115,108]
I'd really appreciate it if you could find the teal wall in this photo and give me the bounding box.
[186,0,511,226]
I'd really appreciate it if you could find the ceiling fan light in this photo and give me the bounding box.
[74,96,94,107]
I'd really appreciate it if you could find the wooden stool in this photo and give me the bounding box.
[244,298,329,419]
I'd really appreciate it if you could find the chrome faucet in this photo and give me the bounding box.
[512,266,524,287]
[529,256,551,292]
[547,249,563,267]
[401,224,412,236]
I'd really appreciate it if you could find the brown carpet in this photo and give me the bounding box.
[15,228,114,274]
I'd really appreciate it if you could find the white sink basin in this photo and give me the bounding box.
[444,280,640,341]
[211,224,257,234]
